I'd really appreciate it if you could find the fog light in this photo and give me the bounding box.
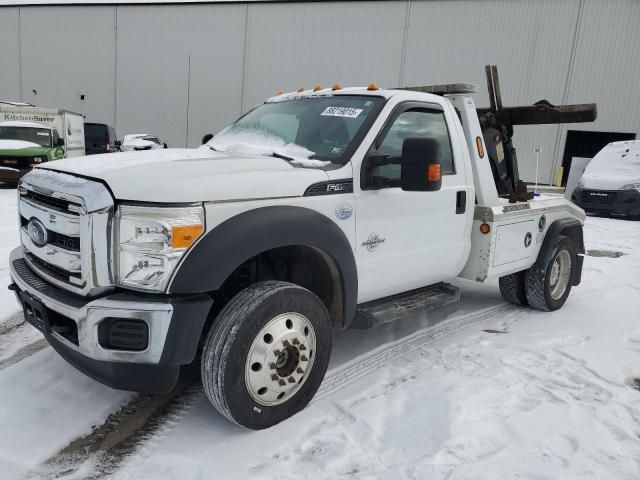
[98,318,149,351]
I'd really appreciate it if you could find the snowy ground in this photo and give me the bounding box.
[0,185,639,480]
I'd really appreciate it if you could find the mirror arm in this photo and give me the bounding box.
[367,154,402,167]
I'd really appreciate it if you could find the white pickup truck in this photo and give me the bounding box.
[9,80,588,430]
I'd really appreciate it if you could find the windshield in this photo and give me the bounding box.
[0,126,52,147]
[210,95,385,165]
[84,124,108,143]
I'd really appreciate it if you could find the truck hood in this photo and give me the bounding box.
[0,139,46,151]
[0,143,51,156]
[37,148,330,203]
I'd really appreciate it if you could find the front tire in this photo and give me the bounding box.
[201,281,332,430]
[525,235,577,311]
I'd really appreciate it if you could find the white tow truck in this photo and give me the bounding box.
[9,67,595,429]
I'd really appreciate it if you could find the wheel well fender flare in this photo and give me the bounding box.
[168,205,358,325]
[535,218,585,286]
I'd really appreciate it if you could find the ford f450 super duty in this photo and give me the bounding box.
[9,67,596,429]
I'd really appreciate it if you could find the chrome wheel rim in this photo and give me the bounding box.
[245,312,316,406]
[549,250,572,300]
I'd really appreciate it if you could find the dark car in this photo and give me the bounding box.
[84,123,118,155]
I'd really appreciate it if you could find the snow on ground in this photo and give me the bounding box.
[109,216,640,480]
[0,184,639,479]
[0,187,132,479]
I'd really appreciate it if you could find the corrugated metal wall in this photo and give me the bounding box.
[1,0,638,182]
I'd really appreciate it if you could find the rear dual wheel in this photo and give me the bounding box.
[201,281,332,430]
[499,235,577,311]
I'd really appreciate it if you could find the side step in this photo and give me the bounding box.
[350,282,461,329]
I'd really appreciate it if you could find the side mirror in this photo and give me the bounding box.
[114,140,122,148]
[55,138,65,147]
[400,137,442,192]
[201,133,213,145]
[163,142,168,149]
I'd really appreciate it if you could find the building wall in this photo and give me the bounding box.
[1,0,638,183]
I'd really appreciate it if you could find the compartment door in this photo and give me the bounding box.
[492,220,535,267]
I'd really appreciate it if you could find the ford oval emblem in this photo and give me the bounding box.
[335,202,353,220]
[27,217,49,248]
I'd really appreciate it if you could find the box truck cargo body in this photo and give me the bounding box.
[0,104,85,183]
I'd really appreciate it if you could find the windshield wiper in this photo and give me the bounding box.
[270,151,295,162]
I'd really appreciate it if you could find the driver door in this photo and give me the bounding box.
[355,101,469,303]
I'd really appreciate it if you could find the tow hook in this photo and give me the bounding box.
[8,283,18,291]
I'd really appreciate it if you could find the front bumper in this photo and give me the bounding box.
[572,188,640,216]
[9,247,212,393]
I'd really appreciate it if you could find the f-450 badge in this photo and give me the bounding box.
[362,233,386,252]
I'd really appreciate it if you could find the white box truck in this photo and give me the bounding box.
[0,102,85,183]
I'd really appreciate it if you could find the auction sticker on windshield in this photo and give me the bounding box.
[321,106,363,118]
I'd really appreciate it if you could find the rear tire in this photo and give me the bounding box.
[499,271,528,306]
[525,235,577,311]
[201,281,332,430]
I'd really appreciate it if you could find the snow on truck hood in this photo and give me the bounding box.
[37,148,330,203]
[0,139,42,150]
[580,141,640,190]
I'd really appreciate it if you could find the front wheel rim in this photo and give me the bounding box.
[549,249,572,300]
[245,312,316,406]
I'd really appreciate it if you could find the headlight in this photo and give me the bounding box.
[575,180,585,190]
[620,183,640,192]
[116,205,205,292]
[32,156,45,163]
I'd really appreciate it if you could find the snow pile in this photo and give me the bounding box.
[209,130,330,168]
[580,140,640,189]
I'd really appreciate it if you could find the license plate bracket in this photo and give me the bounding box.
[18,290,49,333]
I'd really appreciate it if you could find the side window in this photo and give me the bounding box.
[374,108,455,181]
[52,129,60,146]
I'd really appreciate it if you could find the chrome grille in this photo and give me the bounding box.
[18,168,115,297]
[21,189,81,215]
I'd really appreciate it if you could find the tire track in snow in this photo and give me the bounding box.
[26,367,203,480]
[0,313,48,371]
[315,303,519,401]
[0,338,48,371]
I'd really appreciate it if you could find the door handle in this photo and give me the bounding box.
[456,191,466,214]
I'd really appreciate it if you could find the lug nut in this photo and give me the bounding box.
[269,362,276,369]
[299,344,307,351]
[271,374,279,381]
[301,355,308,362]
[292,338,300,345]
[273,349,281,356]
[279,379,286,386]
[288,376,296,384]
[296,367,304,374]
[283,340,290,347]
